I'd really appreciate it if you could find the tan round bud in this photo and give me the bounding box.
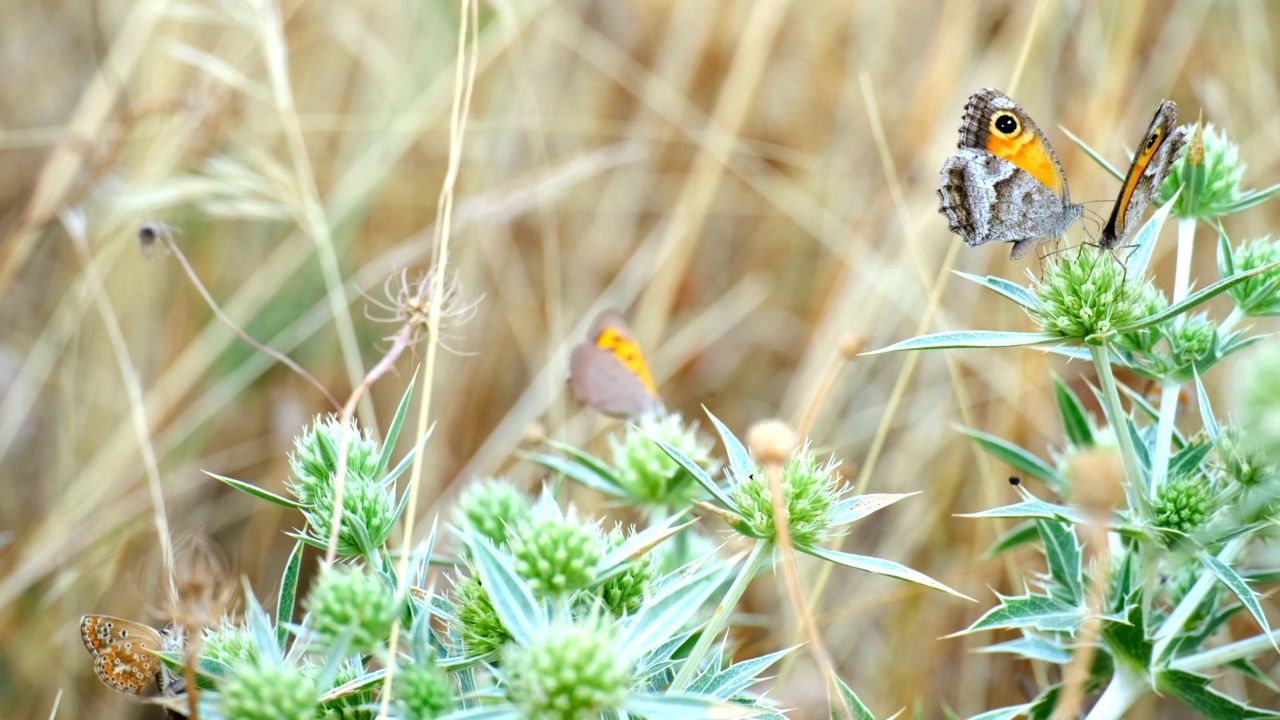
[746,418,798,466]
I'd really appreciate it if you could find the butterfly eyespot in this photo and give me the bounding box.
[993,113,1019,135]
[1145,130,1162,150]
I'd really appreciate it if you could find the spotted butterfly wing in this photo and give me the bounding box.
[80,614,166,694]
[938,88,1084,259]
[569,309,665,418]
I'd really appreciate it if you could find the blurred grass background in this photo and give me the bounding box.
[2,0,1279,717]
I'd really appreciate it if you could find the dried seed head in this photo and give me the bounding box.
[169,536,237,628]
[368,268,480,351]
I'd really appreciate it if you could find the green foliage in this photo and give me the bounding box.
[529,412,720,511]
[1161,123,1280,221]
[172,388,955,718]
[219,658,318,720]
[598,526,658,617]
[1224,237,1280,316]
[201,622,258,669]
[289,417,381,504]
[453,477,531,548]
[1033,249,1150,341]
[449,570,509,656]
[394,661,453,719]
[509,510,603,596]
[1152,471,1216,537]
[610,412,719,506]
[502,617,629,719]
[730,445,840,546]
[303,565,396,654]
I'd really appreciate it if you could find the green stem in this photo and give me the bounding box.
[1173,218,1197,304]
[1089,344,1145,497]
[1149,382,1181,498]
[1220,305,1245,336]
[1149,218,1199,499]
[670,540,769,691]
[1151,536,1248,665]
[1084,660,1149,720]
[1171,627,1280,673]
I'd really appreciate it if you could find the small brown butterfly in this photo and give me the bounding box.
[80,614,168,694]
[569,309,665,419]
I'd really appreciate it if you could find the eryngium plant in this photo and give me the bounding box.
[211,381,423,565]
[153,381,862,719]
[873,124,1280,719]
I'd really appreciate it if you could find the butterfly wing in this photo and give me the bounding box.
[81,615,165,694]
[568,310,664,419]
[957,88,1072,198]
[940,149,1083,258]
[938,88,1083,258]
[1099,100,1186,248]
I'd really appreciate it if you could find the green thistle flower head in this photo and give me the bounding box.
[220,658,317,720]
[1115,282,1169,354]
[318,660,374,720]
[201,621,257,669]
[1162,314,1219,380]
[730,445,840,547]
[1217,425,1275,489]
[394,661,454,720]
[1152,471,1216,537]
[509,511,603,596]
[1034,250,1149,342]
[1162,123,1245,221]
[598,526,657,617]
[503,617,629,720]
[306,474,396,557]
[303,565,396,655]
[454,478,531,548]
[450,571,509,655]
[609,412,719,507]
[1226,237,1280,316]
[289,416,380,505]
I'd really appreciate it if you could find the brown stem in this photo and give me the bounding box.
[158,228,341,411]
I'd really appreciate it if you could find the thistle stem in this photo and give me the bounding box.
[1149,383,1181,497]
[1089,345,1145,495]
[1173,218,1197,304]
[669,540,769,691]
[1172,627,1280,673]
[1220,306,1245,336]
[1150,218,1198,499]
[1084,660,1148,720]
[1151,536,1247,664]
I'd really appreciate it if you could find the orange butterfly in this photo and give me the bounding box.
[80,614,171,695]
[569,309,665,418]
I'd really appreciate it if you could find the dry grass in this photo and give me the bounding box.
[2,1,1279,718]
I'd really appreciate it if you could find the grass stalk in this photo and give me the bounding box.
[377,0,479,714]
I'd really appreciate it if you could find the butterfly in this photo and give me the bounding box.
[938,88,1186,258]
[1098,100,1187,248]
[80,614,169,694]
[568,309,665,418]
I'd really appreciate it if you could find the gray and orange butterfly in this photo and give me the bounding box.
[568,309,665,419]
